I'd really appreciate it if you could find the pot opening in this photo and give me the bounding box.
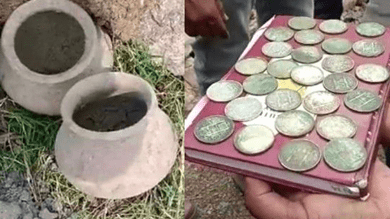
[72,92,149,132]
[14,11,85,75]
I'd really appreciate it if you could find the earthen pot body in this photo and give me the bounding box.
[54,72,178,199]
[0,0,113,115]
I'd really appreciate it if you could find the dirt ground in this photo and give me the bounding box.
[0,0,184,76]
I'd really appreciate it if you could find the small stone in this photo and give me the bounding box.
[23,213,33,219]
[39,208,58,219]
[19,190,31,202]
[0,201,22,219]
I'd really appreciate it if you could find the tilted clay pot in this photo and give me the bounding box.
[54,72,178,199]
[0,0,113,115]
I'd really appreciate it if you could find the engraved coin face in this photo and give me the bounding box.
[322,55,354,73]
[266,89,302,111]
[323,73,358,93]
[322,38,352,54]
[316,115,357,140]
[294,29,324,45]
[324,138,367,172]
[319,19,348,34]
[267,59,299,79]
[353,39,385,57]
[291,65,324,85]
[234,125,274,155]
[356,22,386,37]
[265,26,295,41]
[303,91,341,115]
[291,46,323,64]
[344,89,383,112]
[243,74,278,95]
[235,57,268,75]
[262,42,293,58]
[275,110,315,137]
[206,80,243,102]
[278,140,321,172]
[194,115,234,144]
[288,17,317,30]
[225,97,263,122]
[355,64,390,83]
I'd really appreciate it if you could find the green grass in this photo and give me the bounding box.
[0,40,184,218]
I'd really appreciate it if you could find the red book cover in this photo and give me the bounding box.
[185,15,390,198]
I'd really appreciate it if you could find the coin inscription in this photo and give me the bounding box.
[243,74,278,95]
[322,55,354,73]
[225,97,263,122]
[319,19,348,34]
[275,110,315,137]
[292,46,323,64]
[235,57,268,75]
[234,125,274,155]
[267,60,298,79]
[266,89,302,111]
[206,80,243,102]
[353,39,385,57]
[194,115,234,144]
[321,38,352,54]
[303,91,341,115]
[344,89,383,112]
[355,64,390,83]
[262,42,293,58]
[291,65,324,86]
[324,138,367,172]
[294,29,324,45]
[323,73,358,94]
[278,140,321,172]
[356,22,386,37]
[316,115,357,140]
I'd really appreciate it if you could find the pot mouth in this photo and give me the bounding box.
[1,0,97,84]
[61,72,158,141]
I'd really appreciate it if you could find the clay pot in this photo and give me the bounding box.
[54,72,178,199]
[0,0,113,115]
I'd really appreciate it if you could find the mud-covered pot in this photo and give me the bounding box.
[54,72,178,199]
[0,0,113,115]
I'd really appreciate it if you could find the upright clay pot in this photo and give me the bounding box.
[0,0,113,115]
[54,72,178,199]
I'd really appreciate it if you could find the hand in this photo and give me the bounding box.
[380,100,390,146]
[245,158,390,219]
[185,0,228,38]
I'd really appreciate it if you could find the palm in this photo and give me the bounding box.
[245,159,390,219]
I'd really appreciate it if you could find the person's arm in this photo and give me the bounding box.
[245,158,390,219]
[185,0,228,38]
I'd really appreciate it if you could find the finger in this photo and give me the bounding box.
[272,183,310,201]
[369,158,390,201]
[244,177,308,219]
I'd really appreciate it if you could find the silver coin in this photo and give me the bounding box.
[288,17,317,30]
[225,97,263,122]
[319,19,348,34]
[235,58,268,75]
[206,80,243,102]
[265,26,294,41]
[243,74,278,95]
[303,91,341,115]
[355,64,390,83]
[353,39,385,57]
[234,125,274,155]
[294,29,324,45]
[262,42,293,58]
[316,115,357,140]
[344,89,382,112]
[323,73,358,94]
[291,65,324,86]
[356,22,386,37]
[278,139,321,172]
[324,138,367,172]
[194,115,235,144]
[267,59,299,79]
[291,46,323,64]
[266,89,301,111]
[275,110,315,137]
[321,38,352,54]
[322,55,354,73]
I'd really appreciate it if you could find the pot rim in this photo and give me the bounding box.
[1,0,97,84]
[61,72,159,141]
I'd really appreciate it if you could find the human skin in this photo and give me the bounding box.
[245,158,390,219]
[185,0,228,38]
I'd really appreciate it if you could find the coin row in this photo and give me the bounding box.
[266,17,385,41]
